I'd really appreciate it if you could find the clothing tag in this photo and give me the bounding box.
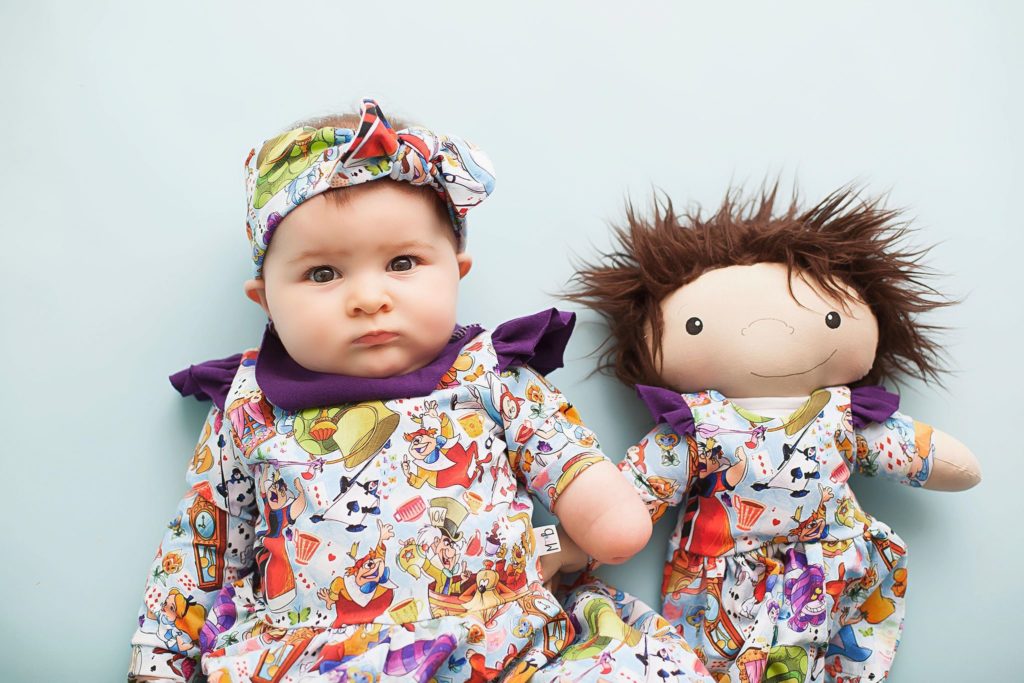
[533,524,561,556]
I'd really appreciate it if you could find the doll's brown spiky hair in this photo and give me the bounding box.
[565,185,952,390]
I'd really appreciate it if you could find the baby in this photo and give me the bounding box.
[128,98,711,682]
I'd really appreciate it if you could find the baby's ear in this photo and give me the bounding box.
[243,278,271,317]
[457,253,473,279]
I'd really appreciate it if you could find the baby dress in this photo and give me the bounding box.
[129,310,711,683]
[620,385,933,682]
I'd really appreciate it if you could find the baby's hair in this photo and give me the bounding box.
[267,111,453,232]
[565,184,952,390]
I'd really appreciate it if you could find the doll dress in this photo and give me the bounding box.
[129,310,712,683]
[619,385,935,682]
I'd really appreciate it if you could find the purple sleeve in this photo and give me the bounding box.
[850,385,900,429]
[635,384,696,437]
[492,308,576,375]
[169,354,242,411]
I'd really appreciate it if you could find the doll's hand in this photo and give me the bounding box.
[925,429,982,491]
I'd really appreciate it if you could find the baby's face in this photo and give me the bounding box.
[246,183,471,377]
[652,262,878,397]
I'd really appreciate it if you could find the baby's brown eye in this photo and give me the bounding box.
[389,256,416,272]
[685,317,703,335]
[825,311,842,329]
[309,267,336,283]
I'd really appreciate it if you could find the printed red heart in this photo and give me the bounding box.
[772,518,781,526]
[328,553,336,561]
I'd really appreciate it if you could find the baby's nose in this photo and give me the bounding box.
[347,278,392,315]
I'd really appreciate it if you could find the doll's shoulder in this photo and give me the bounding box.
[169,348,259,412]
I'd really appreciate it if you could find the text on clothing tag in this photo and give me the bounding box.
[534,524,561,556]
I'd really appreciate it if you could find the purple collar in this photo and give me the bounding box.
[169,309,577,413]
[256,324,483,411]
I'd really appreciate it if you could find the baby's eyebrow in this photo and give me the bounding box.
[386,239,438,253]
[288,247,349,263]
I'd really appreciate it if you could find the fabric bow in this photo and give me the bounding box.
[244,97,496,276]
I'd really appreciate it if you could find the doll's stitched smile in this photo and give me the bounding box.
[751,349,838,378]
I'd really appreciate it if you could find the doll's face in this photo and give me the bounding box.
[652,263,878,397]
[245,183,472,377]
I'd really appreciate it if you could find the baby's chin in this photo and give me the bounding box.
[302,346,445,378]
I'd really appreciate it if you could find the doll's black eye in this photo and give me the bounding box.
[685,317,703,335]
[825,311,842,329]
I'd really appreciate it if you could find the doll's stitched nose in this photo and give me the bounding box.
[741,318,794,336]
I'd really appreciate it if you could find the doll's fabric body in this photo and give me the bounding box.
[621,385,933,682]
[129,311,711,683]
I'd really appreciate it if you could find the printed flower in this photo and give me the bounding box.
[525,383,544,404]
[467,623,485,644]
[161,552,184,575]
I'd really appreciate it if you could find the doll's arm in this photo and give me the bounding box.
[128,406,258,682]
[617,423,691,523]
[499,365,651,565]
[854,411,980,491]
[924,428,981,491]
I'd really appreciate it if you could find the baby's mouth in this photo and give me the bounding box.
[354,331,398,345]
[750,349,837,379]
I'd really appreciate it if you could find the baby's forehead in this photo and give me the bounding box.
[267,193,460,258]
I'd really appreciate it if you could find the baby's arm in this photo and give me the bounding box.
[855,411,981,491]
[128,406,257,682]
[499,366,651,565]
[553,459,652,564]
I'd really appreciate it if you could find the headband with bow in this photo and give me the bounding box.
[244,97,496,276]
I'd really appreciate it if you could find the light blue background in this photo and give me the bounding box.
[2,1,1020,680]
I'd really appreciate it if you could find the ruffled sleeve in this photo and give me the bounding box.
[635,384,696,436]
[850,384,900,429]
[491,308,576,375]
[168,353,243,411]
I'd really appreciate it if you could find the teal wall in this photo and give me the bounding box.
[2,1,1019,679]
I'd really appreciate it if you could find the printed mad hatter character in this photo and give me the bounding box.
[399,496,475,617]
[255,467,306,612]
[318,520,397,626]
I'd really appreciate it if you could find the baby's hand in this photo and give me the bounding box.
[539,528,590,592]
